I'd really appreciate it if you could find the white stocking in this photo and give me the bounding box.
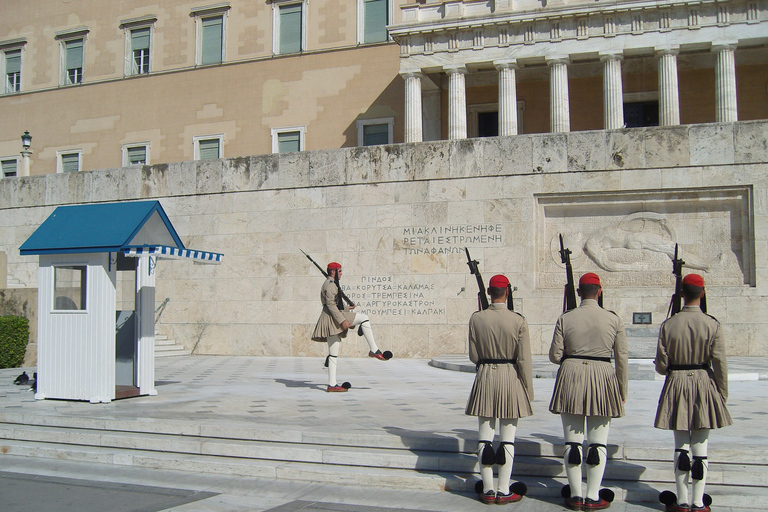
[585,416,611,501]
[478,416,496,493]
[327,335,341,386]
[561,413,585,498]
[674,431,691,505]
[351,313,379,353]
[496,418,518,495]
[690,429,710,507]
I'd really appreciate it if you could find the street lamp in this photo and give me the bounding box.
[21,130,32,150]
[19,130,32,177]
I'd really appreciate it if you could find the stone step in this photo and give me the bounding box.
[153,333,190,357]
[0,439,763,508]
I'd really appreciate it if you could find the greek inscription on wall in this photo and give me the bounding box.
[341,275,444,317]
[400,224,503,255]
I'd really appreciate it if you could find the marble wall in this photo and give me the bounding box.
[2,121,766,358]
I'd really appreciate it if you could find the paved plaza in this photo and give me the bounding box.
[1,354,767,512]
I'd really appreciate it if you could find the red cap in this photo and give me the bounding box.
[682,273,704,287]
[489,274,510,288]
[327,262,341,270]
[579,272,601,286]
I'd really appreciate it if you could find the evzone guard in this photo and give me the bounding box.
[310,260,392,392]
[656,273,732,512]
[549,272,628,511]
[465,274,532,505]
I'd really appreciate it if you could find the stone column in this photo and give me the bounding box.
[19,150,32,177]
[656,47,680,126]
[445,66,468,140]
[548,57,570,133]
[713,43,738,122]
[495,60,519,136]
[601,52,624,130]
[402,72,423,143]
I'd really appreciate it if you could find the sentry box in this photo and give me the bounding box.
[20,201,223,403]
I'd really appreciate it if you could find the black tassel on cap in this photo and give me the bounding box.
[566,442,582,465]
[480,441,496,466]
[675,449,691,471]
[691,456,707,480]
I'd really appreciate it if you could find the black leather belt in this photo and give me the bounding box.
[562,355,611,363]
[476,358,517,370]
[668,364,710,371]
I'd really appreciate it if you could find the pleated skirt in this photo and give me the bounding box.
[311,309,355,342]
[465,363,533,419]
[654,369,733,430]
[549,359,625,418]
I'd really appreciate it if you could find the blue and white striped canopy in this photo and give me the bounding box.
[122,246,223,264]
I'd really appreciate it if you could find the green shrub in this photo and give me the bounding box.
[0,315,29,369]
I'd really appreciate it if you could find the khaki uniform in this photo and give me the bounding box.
[312,277,355,342]
[549,299,628,418]
[654,305,732,430]
[465,304,534,419]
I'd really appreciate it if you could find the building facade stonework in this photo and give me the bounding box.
[1,121,766,358]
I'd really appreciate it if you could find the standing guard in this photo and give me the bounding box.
[465,274,532,505]
[549,273,628,510]
[655,274,732,512]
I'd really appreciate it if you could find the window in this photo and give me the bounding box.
[123,144,149,166]
[57,150,82,173]
[271,127,305,153]
[357,117,393,146]
[131,27,151,74]
[194,135,223,160]
[64,38,84,84]
[1,158,17,178]
[54,266,86,311]
[468,102,525,137]
[623,92,660,128]
[360,0,389,44]
[273,1,305,54]
[5,49,21,93]
[192,5,230,66]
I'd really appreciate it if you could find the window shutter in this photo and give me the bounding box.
[6,50,21,74]
[279,4,302,54]
[198,139,220,160]
[363,124,389,146]
[364,0,387,43]
[201,16,223,64]
[61,153,80,173]
[1,160,17,177]
[278,131,300,153]
[127,146,147,165]
[131,28,150,51]
[66,39,83,69]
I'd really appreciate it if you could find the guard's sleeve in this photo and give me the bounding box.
[613,319,629,401]
[322,281,347,326]
[710,322,729,402]
[654,323,669,375]
[468,314,479,364]
[517,318,534,402]
[549,316,565,364]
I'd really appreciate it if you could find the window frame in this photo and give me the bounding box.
[357,0,392,44]
[192,4,231,66]
[56,28,89,86]
[272,0,307,55]
[0,39,25,94]
[1,157,19,178]
[57,149,83,173]
[357,117,394,146]
[122,143,150,167]
[53,265,87,312]
[467,101,526,137]
[120,16,157,76]
[193,134,224,160]
[271,126,305,154]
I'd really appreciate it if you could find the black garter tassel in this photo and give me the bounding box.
[586,444,605,466]
[566,442,582,465]
[691,456,707,480]
[495,442,514,465]
[480,441,496,466]
[676,449,691,471]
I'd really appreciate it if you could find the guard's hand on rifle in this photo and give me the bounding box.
[348,304,356,310]
[341,320,352,330]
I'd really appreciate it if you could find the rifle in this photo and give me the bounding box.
[667,244,707,318]
[559,234,578,312]
[465,248,489,310]
[301,250,355,309]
